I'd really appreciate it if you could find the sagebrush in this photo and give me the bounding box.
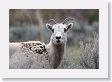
[79,32,99,69]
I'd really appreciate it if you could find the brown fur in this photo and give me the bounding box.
[21,41,46,54]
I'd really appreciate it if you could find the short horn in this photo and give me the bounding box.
[62,17,74,24]
[48,19,57,24]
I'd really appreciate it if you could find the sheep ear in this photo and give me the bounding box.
[65,23,73,32]
[46,24,54,32]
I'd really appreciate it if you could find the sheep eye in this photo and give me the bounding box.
[64,28,67,32]
[52,29,54,33]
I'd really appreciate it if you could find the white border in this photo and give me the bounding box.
[0,0,108,78]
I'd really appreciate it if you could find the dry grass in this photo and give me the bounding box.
[79,32,99,69]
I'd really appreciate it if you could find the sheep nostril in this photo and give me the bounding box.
[56,36,61,39]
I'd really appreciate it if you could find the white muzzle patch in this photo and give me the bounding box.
[56,32,62,38]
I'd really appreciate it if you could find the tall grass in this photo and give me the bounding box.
[79,32,99,69]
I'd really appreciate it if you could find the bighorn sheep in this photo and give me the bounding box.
[9,17,73,69]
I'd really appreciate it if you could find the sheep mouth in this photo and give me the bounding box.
[56,40,60,43]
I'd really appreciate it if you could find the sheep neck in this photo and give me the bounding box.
[47,41,65,68]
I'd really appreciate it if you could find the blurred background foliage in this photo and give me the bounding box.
[9,9,99,69]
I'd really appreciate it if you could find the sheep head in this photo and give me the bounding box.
[46,17,73,46]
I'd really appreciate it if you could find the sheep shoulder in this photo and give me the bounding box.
[9,41,51,69]
[21,41,47,54]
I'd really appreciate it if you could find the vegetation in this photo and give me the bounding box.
[79,32,99,69]
[9,9,99,69]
